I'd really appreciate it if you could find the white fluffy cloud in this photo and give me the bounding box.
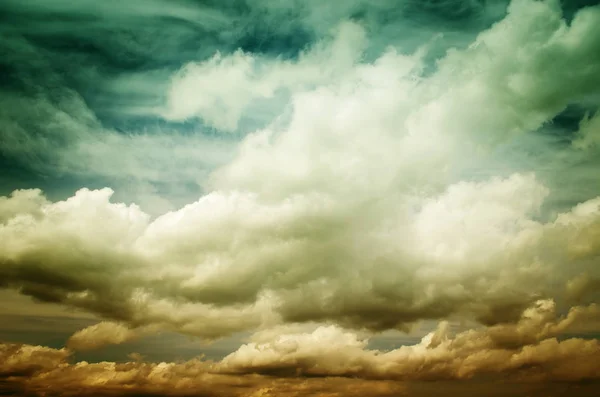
[220,300,600,381]
[163,22,368,131]
[67,322,146,351]
[1,171,599,338]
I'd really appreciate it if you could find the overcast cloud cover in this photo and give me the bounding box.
[1,0,600,396]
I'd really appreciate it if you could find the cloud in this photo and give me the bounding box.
[220,300,600,381]
[0,342,69,377]
[67,322,147,351]
[1,302,599,396]
[1,0,599,211]
[0,0,241,213]
[1,170,600,339]
[573,111,600,149]
[0,0,600,375]
[162,22,367,131]
[0,189,48,223]
[0,355,409,397]
[0,341,408,397]
[1,1,600,396]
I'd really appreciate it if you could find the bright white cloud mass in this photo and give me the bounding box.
[1,0,600,396]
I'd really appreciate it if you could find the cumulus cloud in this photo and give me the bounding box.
[0,343,69,377]
[4,42,600,335]
[220,300,600,381]
[0,171,599,339]
[1,3,600,392]
[67,322,148,351]
[0,189,48,223]
[1,301,600,396]
[0,346,409,397]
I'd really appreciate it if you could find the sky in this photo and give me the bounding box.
[1,0,600,396]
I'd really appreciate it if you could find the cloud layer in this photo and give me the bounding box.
[1,1,600,340]
[1,1,600,395]
[2,300,600,396]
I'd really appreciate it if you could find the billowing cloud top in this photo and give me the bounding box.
[1,0,600,395]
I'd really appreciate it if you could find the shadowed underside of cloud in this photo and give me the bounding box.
[2,172,600,339]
